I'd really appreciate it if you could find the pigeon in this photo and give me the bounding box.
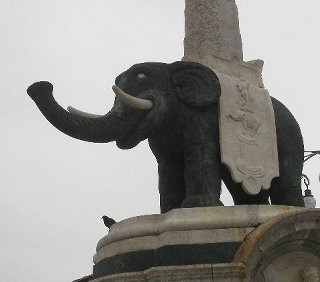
[102,215,117,229]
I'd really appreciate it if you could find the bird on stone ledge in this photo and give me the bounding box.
[102,215,116,229]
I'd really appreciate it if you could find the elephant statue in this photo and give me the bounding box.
[27,61,305,213]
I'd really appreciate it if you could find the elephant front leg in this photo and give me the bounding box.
[158,161,185,213]
[181,142,223,208]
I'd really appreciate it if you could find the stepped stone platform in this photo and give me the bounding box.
[91,206,320,281]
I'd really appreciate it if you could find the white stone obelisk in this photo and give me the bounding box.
[183,0,263,85]
[183,0,279,195]
[184,0,243,62]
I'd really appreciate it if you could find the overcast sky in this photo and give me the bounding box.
[1,1,320,281]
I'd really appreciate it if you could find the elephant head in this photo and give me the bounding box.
[27,61,221,150]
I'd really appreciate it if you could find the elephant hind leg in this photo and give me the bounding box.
[269,174,304,207]
[270,97,304,207]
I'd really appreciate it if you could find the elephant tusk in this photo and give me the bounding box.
[67,106,104,119]
[112,85,153,110]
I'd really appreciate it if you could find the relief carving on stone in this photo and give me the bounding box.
[302,267,320,282]
[227,78,265,188]
[184,0,243,61]
[262,252,320,282]
[219,74,279,195]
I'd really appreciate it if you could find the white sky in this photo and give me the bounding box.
[1,1,320,281]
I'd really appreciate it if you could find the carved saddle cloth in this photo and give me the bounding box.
[218,67,279,195]
[183,54,279,195]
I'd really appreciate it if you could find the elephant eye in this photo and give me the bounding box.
[137,73,146,79]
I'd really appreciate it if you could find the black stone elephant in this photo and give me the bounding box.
[27,61,304,213]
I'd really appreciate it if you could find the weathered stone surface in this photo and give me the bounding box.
[264,252,320,281]
[183,0,262,87]
[91,263,246,282]
[93,206,302,279]
[234,208,320,281]
[94,228,253,264]
[184,0,243,62]
[77,208,320,280]
[96,205,300,251]
[92,207,320,281]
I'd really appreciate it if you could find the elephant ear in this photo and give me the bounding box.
[170,61,221,107]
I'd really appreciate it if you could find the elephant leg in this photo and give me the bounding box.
[270,97,304,207]
[182,142,223,208]
[221,165,270,205]
[268,151,304,206]
[269,176,304,206]
[158,161,185,213]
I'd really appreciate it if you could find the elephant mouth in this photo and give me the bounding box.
[116,113,149,149]
[113,86,167,149]
[116,96,166,149]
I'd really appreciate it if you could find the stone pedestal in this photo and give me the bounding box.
[90,206,320,281]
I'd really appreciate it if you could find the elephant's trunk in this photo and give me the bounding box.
[27,81,124,143]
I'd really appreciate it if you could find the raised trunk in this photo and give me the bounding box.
[27,81,124,143]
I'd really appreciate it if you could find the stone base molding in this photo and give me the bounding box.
[92,205,304,280]
[92,263,246,282]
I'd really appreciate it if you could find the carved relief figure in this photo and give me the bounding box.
[228,78,265,190]
[302,267,320,282]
